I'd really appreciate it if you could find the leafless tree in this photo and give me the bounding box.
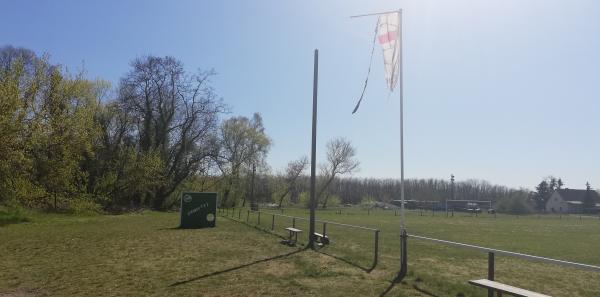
[117,56,225,209]
[318,138,359,208]
[276,156,309,208]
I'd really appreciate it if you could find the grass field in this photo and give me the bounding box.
[1,209,599,296]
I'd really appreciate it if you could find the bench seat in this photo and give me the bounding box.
[469,279,551,297]
[285,227,302,246]
[313,232,330,245]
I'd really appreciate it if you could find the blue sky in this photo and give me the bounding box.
[1,0,599,190]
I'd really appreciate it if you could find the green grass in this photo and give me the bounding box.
[1,209,599,296]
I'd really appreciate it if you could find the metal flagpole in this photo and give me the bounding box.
[398,10,405,231]
[397,9,408,281]
[350,8,407,281]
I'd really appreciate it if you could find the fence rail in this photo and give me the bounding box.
[218,207,380,270]
[410,234,600,272]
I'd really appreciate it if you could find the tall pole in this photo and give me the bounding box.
[309,49,319,249]
[398,10,405,231]
[397,10,408,281]
[350,9,406,279]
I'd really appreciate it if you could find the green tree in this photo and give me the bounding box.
[216,113,271,208]
[0,46,101,210]
[0,48,35,205]
[533,180,550,211]
[583,182,594,213]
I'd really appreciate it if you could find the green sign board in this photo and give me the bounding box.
[179,192,217,228]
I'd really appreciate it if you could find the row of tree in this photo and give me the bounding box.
[0,46,271,211]
[0,45,538,214]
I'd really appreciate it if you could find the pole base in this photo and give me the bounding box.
[395,228,408,283]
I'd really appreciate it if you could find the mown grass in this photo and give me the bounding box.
[1,209,599,296]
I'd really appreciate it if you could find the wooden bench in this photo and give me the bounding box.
[469,279,552,297]
[313,232,329,246]
[285,227,302,245]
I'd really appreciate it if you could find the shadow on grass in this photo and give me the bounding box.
[379,279,440,297]
[378,273,410,297]
[411,284,440,297]
[156,227,181,230]
[222,214,377,273]
[315,249,374,273]
[168,249,304,287]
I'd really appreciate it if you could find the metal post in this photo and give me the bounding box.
[373,230,380,268]
[258,211,261,225]
[488,252,495,297]
[308,49,319,249]
[322,222,327,236]
[293,217,296,228]
[232,207,235,217]
[272,214,275,231]
[247,210,250,223]
[397,228,408,281]
[250,163,257,211]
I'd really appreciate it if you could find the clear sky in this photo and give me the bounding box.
[1,0,598,190]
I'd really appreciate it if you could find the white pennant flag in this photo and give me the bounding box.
[377,12,400,92]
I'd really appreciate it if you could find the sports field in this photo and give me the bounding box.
[1,209,599,296]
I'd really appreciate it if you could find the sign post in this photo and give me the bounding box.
[179,192,217,229]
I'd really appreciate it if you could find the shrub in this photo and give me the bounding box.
[0,205,29,226]
[494,194,534,215]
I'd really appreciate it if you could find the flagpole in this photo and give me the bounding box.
[397,9,408,282]
[398,9,405,233]
[349,9,407,281]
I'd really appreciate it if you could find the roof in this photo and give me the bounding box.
[554,189,600,203]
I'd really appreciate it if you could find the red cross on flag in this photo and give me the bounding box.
[377,12,400,92]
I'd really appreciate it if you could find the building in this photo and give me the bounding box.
[545,188,600,214]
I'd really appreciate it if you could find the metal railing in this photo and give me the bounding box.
[410,234,600,297]
[218,207,380,270]
[410,234,600,272]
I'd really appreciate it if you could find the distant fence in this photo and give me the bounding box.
[218,207,380,271]
[315,206,600,221]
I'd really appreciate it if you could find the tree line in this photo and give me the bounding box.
[1,45,535,214]
[0,46,270,211]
